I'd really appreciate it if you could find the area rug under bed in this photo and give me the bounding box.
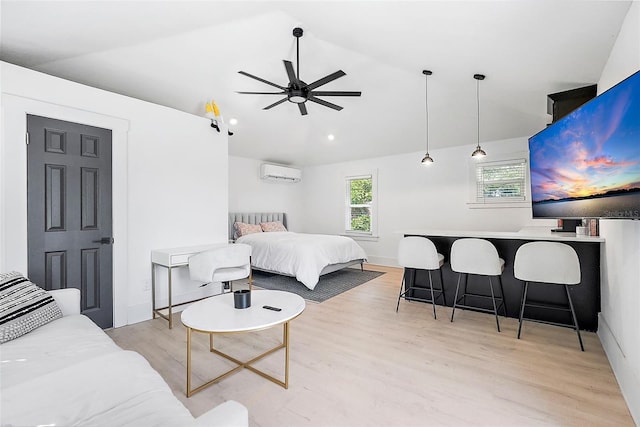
[251,269,385,303]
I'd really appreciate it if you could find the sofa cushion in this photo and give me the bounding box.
[0,271,62,344]
[2,350,196,427]
[0,314,121,388]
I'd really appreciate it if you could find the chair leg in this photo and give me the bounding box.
[488,276,500,332]
[463,273,469,307]
[396,270,406,313]
[439,268,447,306]
[565,285,585,351]
[451,273,462,322]
[498,275,508,317]
[517,281,529,339]
[428,270,437,319]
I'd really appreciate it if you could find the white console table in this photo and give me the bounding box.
[151,243,229,328]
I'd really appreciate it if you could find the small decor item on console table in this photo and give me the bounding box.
[587,218,599,237]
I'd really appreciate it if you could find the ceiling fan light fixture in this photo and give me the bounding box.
[288,95,306,104]
[472,73,487,159]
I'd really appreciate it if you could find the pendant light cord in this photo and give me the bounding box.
[476,77,480,148]
[425,73,429,153]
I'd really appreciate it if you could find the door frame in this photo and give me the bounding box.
[1,94,130,327]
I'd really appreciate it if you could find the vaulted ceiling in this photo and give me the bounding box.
[0,1,631,166]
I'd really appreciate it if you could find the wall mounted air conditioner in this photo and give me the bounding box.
[260,164,302,183]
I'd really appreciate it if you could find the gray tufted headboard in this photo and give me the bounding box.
[228,212,287,241]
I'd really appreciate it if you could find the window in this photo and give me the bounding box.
[345,174,376,235]
[474,159,527,203]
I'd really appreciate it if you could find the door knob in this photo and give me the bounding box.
[93,237,114,244]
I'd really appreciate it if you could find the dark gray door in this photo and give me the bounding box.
[27,115,113,329]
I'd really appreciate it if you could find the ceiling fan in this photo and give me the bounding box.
[237,27,361,116]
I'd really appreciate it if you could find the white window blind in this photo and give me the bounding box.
[475,159,527,203]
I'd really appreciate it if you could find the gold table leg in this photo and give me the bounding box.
[186,322,291,397]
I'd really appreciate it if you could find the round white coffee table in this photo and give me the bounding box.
[181,289,305,397]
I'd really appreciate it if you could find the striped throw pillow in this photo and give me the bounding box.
[0,272,63,344]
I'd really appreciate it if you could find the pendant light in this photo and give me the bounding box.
[421,70,434,165]
[471,73,487,158]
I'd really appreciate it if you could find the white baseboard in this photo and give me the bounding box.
[598,313,639,424]
[365,255,398,267]
[127,303,153,325]
[126,283,225,326]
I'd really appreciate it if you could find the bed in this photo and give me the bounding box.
[229,212,367,290]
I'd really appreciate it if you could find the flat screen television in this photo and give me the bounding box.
[529,69,640,219]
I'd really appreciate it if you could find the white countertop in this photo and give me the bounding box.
[402,226,605,242]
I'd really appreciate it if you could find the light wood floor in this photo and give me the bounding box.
[107,265,633,426]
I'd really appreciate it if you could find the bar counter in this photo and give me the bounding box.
[401,227,604,331]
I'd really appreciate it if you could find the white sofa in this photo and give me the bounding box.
[0,288,248,427]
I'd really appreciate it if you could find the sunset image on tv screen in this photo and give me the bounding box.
[529,70,640,219]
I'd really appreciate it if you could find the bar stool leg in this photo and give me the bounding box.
[498,275,508,317]
[395,271,406,313]
[565,284,585,351]
[517,281,529,339]
[451,273,462,322]
[488,276,500,332]
[428,270,437,319]
[439,268,447,305]
[462,273,469,307]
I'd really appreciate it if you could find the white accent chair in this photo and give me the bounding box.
[450,238,507,331]
[396,236,446,319]
[514,241,584,351]
[189,243,252,293]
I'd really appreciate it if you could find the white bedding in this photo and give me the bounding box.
[237,231,367,290]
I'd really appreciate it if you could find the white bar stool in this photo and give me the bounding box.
[396,236,446,319]
[450,238,507,331]
[514,241,584,351]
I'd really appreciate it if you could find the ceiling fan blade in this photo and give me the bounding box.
[308,96,343,111]
[237,91,286,95]
[306,70,346,90]
[238,71,286,90]
[310,90,361,97]
[263,97,288,110]
[298,103,308,116]
[283,60,299,85]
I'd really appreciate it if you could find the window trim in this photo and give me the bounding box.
[345,171,378,237]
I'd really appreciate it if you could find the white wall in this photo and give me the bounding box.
[0,62,229,326]
[301,137,553,265]
[595,2,640,423]
[228,156,304,232]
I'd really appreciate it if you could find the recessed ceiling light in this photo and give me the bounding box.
[229,118,238,126]
[327,134,335,141]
